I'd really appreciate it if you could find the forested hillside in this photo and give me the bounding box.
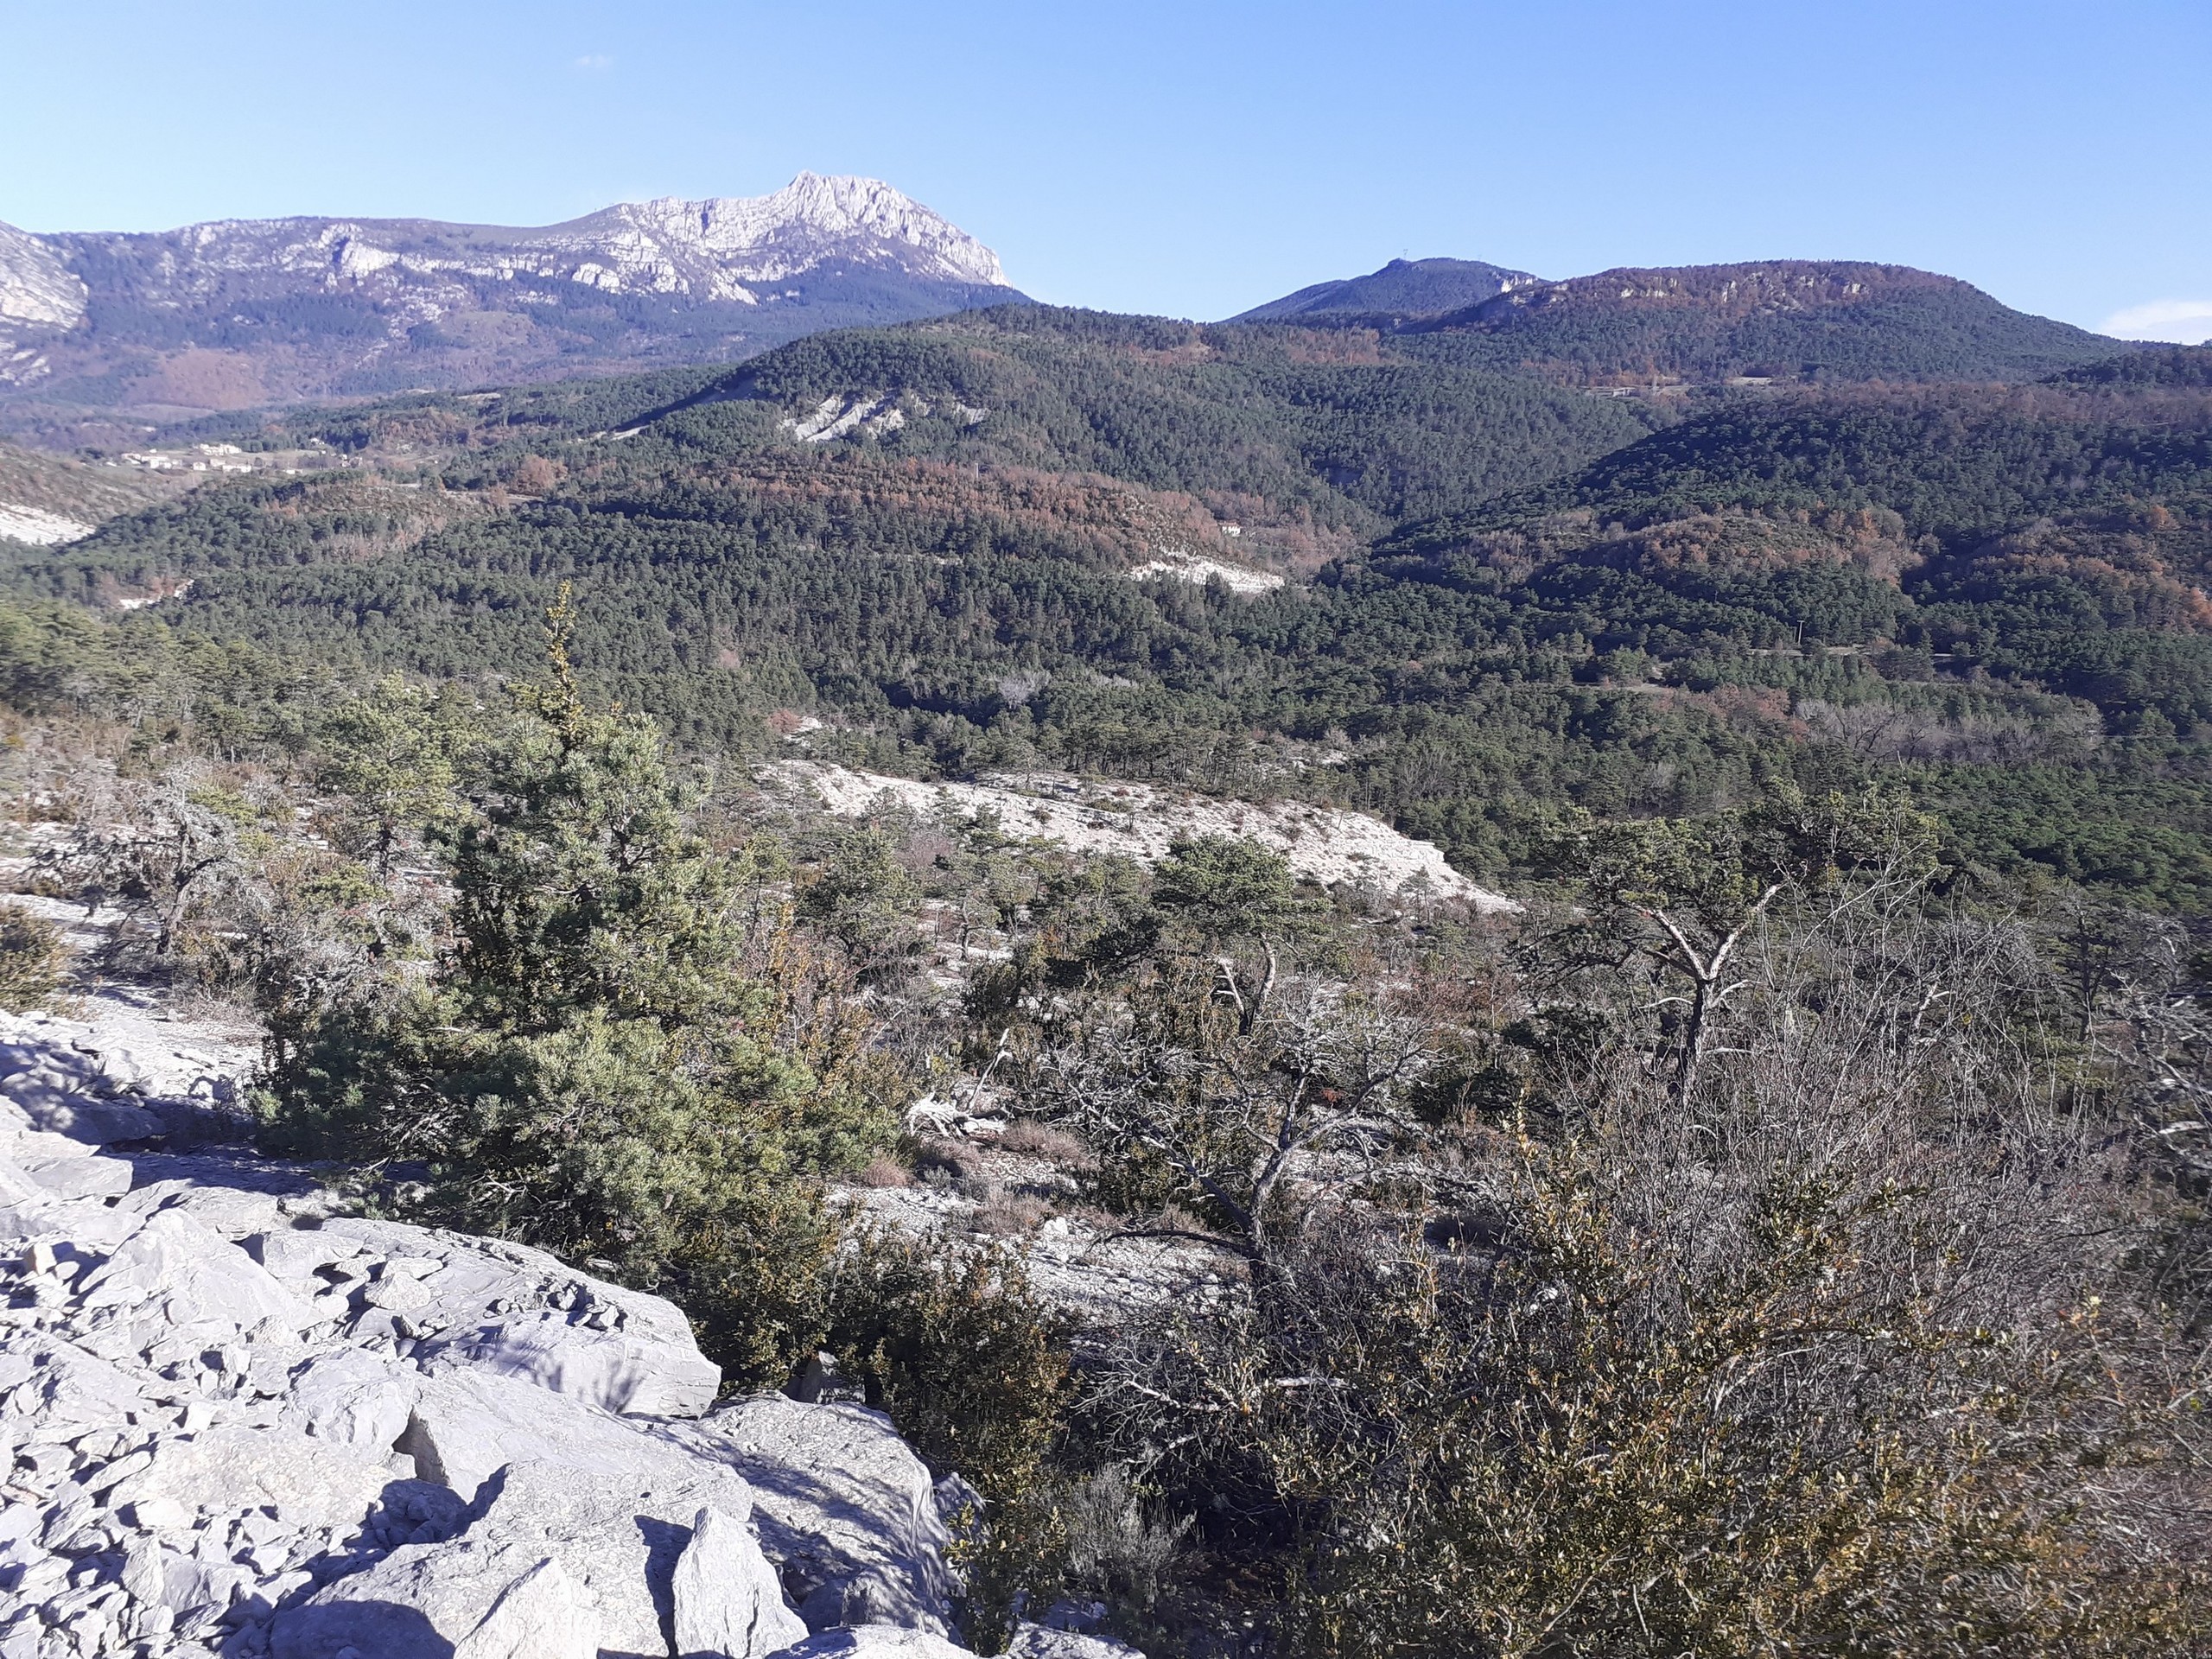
[1363,261,2135,385]
[3,341,2211,913]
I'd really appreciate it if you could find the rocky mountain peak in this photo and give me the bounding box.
[606,174,1010,290]
[0,176,1025,434]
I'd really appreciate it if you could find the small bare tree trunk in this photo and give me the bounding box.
[1649,883,1782,1104]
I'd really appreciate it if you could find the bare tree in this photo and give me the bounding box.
[1026,963,1434,1270]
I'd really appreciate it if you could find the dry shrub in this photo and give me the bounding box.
[0,902,66,1010]
[855,1153,914,1189]
[997,1117,1096,1167]
[1078,875,2212,1656]
[909,1135,985,1184]
[972,1190,1051,1237]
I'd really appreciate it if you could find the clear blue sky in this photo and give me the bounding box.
[3,0,2207,340]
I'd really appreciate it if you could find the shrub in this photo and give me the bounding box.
[259,672,891,1392]
[0,902,64,1010]
[826,1228,1071,1498]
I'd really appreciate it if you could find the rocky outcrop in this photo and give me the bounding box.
[778,761,1517,909]
[0,225,88,332]
[0,1019,1136,1659]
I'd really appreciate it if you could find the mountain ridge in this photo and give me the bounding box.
[1236,256,2136,385]
[0,174,1023,440]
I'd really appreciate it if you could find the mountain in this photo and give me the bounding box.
[1236,257,2135,385]
[1396,260,2133,385]
[1230,257,1541,322]
[21,353,2212,906]
[8,279,2208,910]
[0,174,1024,440]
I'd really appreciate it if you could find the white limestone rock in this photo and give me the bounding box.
[672,1502,809,1659]
[0,1001,994,1659]
[74,1207,318,1332]
[0,221,88,331]
[120,1177,293,1238]
[13,1154,132,1201]
[0,1188,145,1249]
[450,1557,601,1659]
[270,1543,575,1659]
[0,1157,41,1205]
[324,1216,719,1408]
[395,1367,695,1503]
[419,1307,721,1417]
[768,1630,977,1658]
[777,762,1516,910]
[283,1346,421,1451]
[277,1457,766,1658]
[100,1421,394,1534]
[664,1397,954,1635]
[1,1339,154,1435]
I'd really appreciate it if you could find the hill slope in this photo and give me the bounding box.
[0,441,176,545]
[632,305,1666,534]
[0,175,1024,442]
[1230,257,1541,322]
[1398,261,2133,385]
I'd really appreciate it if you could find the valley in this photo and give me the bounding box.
[1,194,2209,1657]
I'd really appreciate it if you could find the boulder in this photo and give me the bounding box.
[396,1368,699,1503]
[246,1225,375,1289]
[0,1190,144,1249]
[120,1178,295,1239]
[100,1422,394,1534]
[451,1557,601,1659]
[0,1126,94,1165]
[75,1207,318,1332]
[3,1340,156,1435]
[277,1457,769,1659]
[672,1502,808,1659]
[309,1219,719,1409]
[3,1080,161,1145]
[283,1346,421,1451]
[767,1631,976,1659]
[270,1542,565,1659]
[665,1398,953,1635]
[15,1154,132,1201]
[420,1309,721,1417]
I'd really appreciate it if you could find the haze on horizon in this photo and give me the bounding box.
[0,0,2205,341]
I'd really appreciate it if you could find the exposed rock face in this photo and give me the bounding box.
[0,504,95,548]
[0,176,1024,433]
[0,224,87,331]
[0,1015,1135,1658]
[777,761,1517,910]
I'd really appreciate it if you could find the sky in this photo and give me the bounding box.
[1,0,2207,340]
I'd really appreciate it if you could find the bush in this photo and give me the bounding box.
[825,1228,1071,1497]
[950,1464,1192,1656]
[1071,864,2212,1657]
[258,677,892,1392]
[0,902,64,1010]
